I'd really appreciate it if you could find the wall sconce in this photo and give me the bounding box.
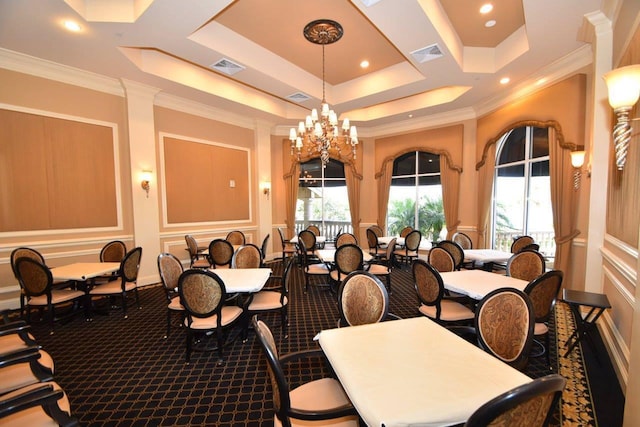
[140,170,152,198]
[603,64,640,170]
[261,181,271,200]
[570,149,586,190]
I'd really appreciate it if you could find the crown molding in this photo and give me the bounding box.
[0,48,124,97]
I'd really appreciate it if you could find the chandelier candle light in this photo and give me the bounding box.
[289,20,358,167]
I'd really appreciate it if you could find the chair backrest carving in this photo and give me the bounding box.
[452,232,473,250]
[232,244,262,269]
[100,240,127,263]
[157,253,183,292]
[338,271,389,326]
[400,226,413,238]
[209,239,234,268]
[428,247,455,272]
[15,257,53,297]
[475,287,534,370]
[335,232,357,248]
[179,270,226,322]
[226,230,246,245]
[404,230,422,252]
[298,230,317,251]
[437,240,464,270]
[465,374,566,427]
[369,225,384,237]
[260,234,270,264]
[524,270,563,325]
[306,225,321,236]
[511,235,535,254]
[366,228,380,252]
[11,247,45,279]
[121,247,143,283]
[507,250,546,282]
[412,259,445,310]
[334,244,364,277]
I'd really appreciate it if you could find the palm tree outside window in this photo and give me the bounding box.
[492,126,555,256]
[295,158,351,237]
[387,151,444,243]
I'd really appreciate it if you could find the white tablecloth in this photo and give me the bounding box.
[289,235,327,244]
[318,317,531,426]
[315,248,373,263]
[463,249,512,263]
[208,268,271,293]
[440,269,528,300]
[51,262,121,281]
[377,236,405,246]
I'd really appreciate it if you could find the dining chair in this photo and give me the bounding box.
[251,316,359,427]
[0,381,78,426]
[259,234,270,267]
[337,271,400,327]
[394,229,421,265]
[452,232,473,250]
[178,269,245,363]
[437,240,465,270]
[232,244,262,269]
[306,224,321,236]
[369,224,384,237]
[226,230,246,246]
[89,247,142,319]
[399,226,413,238]
[427,246,456,272]
[247,257,293,338]
[507,250,546,282]
[0,320,55,396]
[335,232,357,248]
[209,239,234,269]
[524,270,563,370]
[366,237,396,293]
[329,244,364,288]
[468,287,535,371]
[10,247,48,320]
[412,259,474,324]
[99,240,127,263]
[15,258,86,333]
[277,228,296,262]
[366,228,386,259]
[157,253,184,339]
[511,235,535,253]
[464,374,566,427]
[298,240,330,294]
[297,229,318,256]
[184,235,210,268]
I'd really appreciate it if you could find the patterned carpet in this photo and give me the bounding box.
[21,260,606,426]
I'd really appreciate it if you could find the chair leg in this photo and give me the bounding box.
[386,274,392,295]
[282,306,289,339]
[545,333,551,370]
[216,329,225,365]
[122,291,128,319]
[19,292,25,319]
[134,287,141,309]
[186,329,192,363]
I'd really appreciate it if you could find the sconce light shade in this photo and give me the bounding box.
[570,150,585,168]
[603,65,640,109]
[261,181,271,199]
[141,170,152,198]
[603,64,640,170]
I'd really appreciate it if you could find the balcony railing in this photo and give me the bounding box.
[494,230,556,258]
[294,220,353,242]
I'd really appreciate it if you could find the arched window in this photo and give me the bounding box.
[296,158,351,237]
[492,126,555,255]
[387,151,444,242]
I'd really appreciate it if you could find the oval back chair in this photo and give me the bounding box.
[335,232,358,248]
[506,250,546,282]
[511,235,535,254]
[232,244,262,269]
[428,246,455,272]
[338,271,392,327]
[209,239,234,269]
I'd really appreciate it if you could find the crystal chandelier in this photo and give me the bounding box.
[289,20,358,167]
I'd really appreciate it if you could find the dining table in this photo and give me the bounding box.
[463,249,513,270]
[317,317,531,426]
[289,235,327,246]
[315,248,373,263]
[377,236,405,247]
[207,267,272,293]
[440,269,528,300]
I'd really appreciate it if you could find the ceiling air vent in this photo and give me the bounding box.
[210,58,245,76]
[361,0,382,6]
[287,92,311,103]
[410,43,444,64]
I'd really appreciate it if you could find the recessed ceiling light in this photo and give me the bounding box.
[360,60,369,69]
[63,20,81,32]
[480,4,493,14]
[500,77,510,85]
[485,20,496,28]
[408,114,413,118]
[536,78,547,85]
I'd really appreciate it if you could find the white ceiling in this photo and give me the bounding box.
[0,0,602,132]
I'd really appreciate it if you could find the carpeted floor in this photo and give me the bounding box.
[19,260,623,426]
